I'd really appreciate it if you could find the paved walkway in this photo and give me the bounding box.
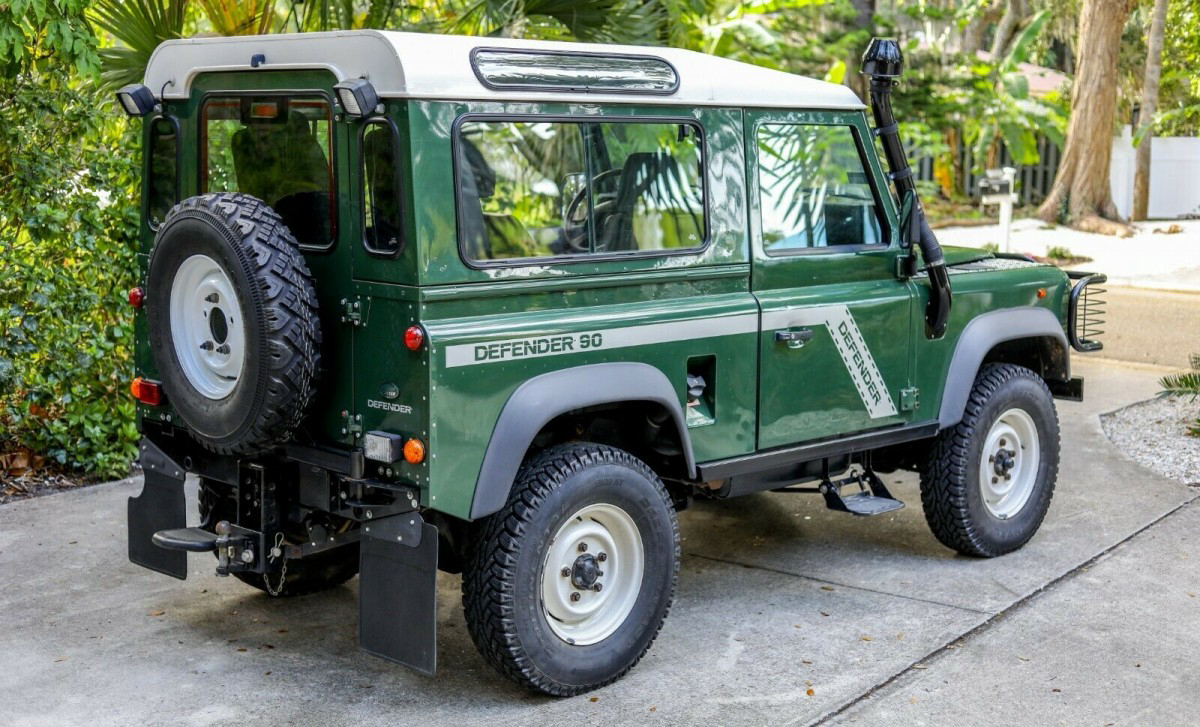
[1,359,1195,725]
[938,218,1200,292]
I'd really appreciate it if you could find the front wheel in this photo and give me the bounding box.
[462,443,680,696]
[920,364,1061,557]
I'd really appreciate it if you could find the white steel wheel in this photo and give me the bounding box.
[169,254,246,400]
[541,502,645,646]
[978,407,1041,520]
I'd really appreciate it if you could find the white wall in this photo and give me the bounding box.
[1110,125,1200,220]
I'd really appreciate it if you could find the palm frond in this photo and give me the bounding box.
[90,0,188,92]
[197,0,277,36]
[1160,371,1200,399]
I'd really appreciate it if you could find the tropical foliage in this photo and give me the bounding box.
[1,0,1194,480]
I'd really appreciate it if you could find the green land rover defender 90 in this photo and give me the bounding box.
[120,31,1105,695]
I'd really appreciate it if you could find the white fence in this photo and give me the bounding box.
[1110,125,1200,220]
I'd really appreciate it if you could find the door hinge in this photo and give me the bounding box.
[340,296,367,327]
[341,410,363,441]
[899,387,920,412]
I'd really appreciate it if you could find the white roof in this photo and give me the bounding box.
[144,30,864,110]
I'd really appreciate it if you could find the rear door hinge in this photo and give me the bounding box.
[340,296,367,327]
[899,387,920,412]
[342,410,363,441]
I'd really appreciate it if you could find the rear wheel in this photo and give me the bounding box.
[198,479,358,597]
[920,364,1060,557]
[462,443,680,696]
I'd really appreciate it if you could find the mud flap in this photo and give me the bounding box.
[128,438,188,579]
[359,513,439,676]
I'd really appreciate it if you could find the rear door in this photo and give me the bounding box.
[747,110,916,449]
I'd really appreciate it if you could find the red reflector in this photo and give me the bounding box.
[128,287,145,308]
[131,377,163,406]
[404,325,425,351]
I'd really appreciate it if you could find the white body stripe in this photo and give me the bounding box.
[761,305,898,419]
[444,314,758,368]
[445,304,896,420]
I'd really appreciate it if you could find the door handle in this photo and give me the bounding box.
[775,328,814,349]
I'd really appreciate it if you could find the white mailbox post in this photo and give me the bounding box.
[979,167,1018,253]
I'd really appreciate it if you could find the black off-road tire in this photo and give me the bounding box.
[146,193,320,454]
[462,443,680,696]
[198,479,358,597]
[920,363,1060,557]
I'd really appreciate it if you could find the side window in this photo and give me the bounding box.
[456,118,705,263]
[201,96,335,249]
[757,123,883,253]
[362,121,402,255]
[147,117,178,228]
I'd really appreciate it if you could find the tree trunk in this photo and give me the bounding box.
[962,0,1002,54]
[1035,0,1136,235]
[989,0,1028,58]
[1132,0,1169,221]
[846,0,875,102]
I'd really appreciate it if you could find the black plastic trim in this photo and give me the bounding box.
[697,422,938,482]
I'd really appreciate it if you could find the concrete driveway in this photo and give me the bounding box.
[2,358,1196,726]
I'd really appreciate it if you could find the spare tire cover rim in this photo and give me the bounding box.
[169,254,246,400]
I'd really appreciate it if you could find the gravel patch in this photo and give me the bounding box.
[1101,396,1200,485]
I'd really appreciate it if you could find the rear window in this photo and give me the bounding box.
[456,117,706,264]
[201,95,335,249]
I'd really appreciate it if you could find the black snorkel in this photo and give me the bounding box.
[861,38,951,339]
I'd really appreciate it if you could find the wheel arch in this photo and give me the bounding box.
[468,362,696,520]
[937,307,1069,429]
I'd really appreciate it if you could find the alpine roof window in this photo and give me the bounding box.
[471,49,679,94]
[456,117,706,264]
[200,95,336,250]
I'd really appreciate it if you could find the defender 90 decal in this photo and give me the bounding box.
[444,315,758,368]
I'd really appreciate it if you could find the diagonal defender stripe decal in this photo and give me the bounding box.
[761,305,898,419]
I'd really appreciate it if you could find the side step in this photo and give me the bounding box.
[819,468,904,516]
[153,527,220,552]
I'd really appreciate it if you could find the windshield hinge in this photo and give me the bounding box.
[899,387,920,412]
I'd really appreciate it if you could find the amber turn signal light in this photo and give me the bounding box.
[1037,288,1047,299]
[131,377,163,406]
[129,287,145,308]
[404,325,425,351]
[403,438,426,464]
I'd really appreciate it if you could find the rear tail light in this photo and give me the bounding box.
[128,287,145,308]
[404,325,425,351]
[131,377,163,406]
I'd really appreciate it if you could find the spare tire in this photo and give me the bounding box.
[146,193,321,454]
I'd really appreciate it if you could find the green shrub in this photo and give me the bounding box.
[0,86,141,480]
[981,242,1000,253]
[1045,245,1074,260]
[1160,354,1200,438]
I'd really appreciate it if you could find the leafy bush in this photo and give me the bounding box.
[1160,354,1200,437]
[0,87,141,479]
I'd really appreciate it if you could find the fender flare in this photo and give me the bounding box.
[468,362,696,520]
[937,307,1069,428]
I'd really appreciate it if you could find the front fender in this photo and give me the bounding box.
[468,362,695,520]
[937,307,1069,428]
